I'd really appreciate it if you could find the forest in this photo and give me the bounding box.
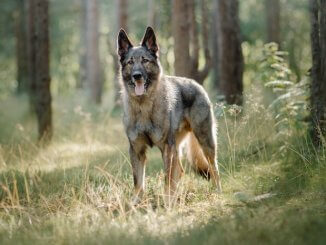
[0,0,325,244]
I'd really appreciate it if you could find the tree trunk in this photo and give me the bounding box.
[217,0,244,105]
[188,0,199,77]
[85,0,102,104]
[211,0,219,90]
[14,0,29,94]
[27,0,52,142]
[265,0,281,46]
[147,0,156,28]
[172,0,190,77]
[78,0,87,89]
[194,0,211,84]
[309,0,326,146]
[110,0,128,108]
[172,0,211,83]
[117,0,128,31]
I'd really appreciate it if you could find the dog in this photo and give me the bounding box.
[117,27,222,203]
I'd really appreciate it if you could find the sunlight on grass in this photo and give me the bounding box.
[0,92,325,244]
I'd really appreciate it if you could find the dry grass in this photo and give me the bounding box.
[0,92,325,244]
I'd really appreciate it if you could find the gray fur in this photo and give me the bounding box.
[117,27,221,202]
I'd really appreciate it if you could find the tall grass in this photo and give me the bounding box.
[0,84,325,244]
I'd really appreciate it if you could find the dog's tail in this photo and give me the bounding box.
[185,132,210,180]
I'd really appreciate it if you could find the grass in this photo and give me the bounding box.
[0,91,325,245]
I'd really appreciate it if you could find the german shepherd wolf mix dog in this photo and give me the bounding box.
[117,27,222,203]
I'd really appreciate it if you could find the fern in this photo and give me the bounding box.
[261,43,309,144]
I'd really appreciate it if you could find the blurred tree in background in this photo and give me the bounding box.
[85,0,102,104]
[27,0,52,141]
[78,0,87,89]
[265,0,281,46]
[216,0,244,105]
[309,0,326,147]
[111,0,128,108]
[172,0,190,77]
[172,0,211,84]
[14,0,29,94]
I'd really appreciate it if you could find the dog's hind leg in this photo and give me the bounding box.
[190,107,222,193]
[129,142,147,204]
[193,131,222,192]
[201,144,222,193]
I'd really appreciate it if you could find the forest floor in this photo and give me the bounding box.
[0,93,325,245]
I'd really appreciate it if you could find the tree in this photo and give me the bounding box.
[172,0,190,78]
[85,0,102,104]
[211,0,219,90]
[108,0,128,108]
[116,0,128,32]
[78,0,87,89]
[27,0,52,141]
[189,0,211,84]
[216,0,244,105]
[147,0,156,28]
[309,0,326,146]
[172,0,211,84]
[265,0,281,46]
[14,0,29,94]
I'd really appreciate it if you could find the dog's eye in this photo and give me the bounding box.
[142,58,150,63]
[127,60,134,65]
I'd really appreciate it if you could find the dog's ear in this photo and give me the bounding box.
[117,29,133,60]
[141,26,159,56]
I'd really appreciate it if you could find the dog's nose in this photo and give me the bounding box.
[132,72,142,80]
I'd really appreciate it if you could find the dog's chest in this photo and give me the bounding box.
[127,102,166,144]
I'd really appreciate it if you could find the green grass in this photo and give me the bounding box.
[0,93,325,245]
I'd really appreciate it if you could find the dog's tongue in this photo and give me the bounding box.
[135,82,145,96]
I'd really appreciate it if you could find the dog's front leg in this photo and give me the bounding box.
[129,143,147,204]
[162,143,183,206]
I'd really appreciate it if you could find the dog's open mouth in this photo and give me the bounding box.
[131,80,150,96]
[135,81,145,96]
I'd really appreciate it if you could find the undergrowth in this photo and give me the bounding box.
[0,87,325,244]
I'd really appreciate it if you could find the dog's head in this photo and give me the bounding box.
[117,27,161,97]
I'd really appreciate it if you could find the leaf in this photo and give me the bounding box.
[265,80,294,88]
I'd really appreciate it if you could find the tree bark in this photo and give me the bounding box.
[172,0,190,78]
[194,0,211,84]
[211,0,219,89]
[110,0,128,108]
[147,0,156,28]
[309,0,326,146]
[188,0,199,77]
[172,0,211,84]
[85,0,102,104]
[27,0,52,142]
[117,0,128,32]
[14,0,29,94]
[217,0,244,105]
[265,0,281,46]
[78,0,87,89]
